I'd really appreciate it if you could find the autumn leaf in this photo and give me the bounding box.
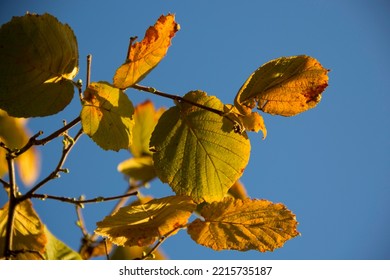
[117,156,156,182]
[0,200,46,259]
[234,55,329,117]
[0,13,78,117]
[130,100,165,157]
[188,197,299,252]
[113,14,180,89]
[80,82,135,151]
[150,91,251,203]
[95,195,196,247]
[0,109,40,186]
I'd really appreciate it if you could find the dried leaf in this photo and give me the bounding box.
[81,82,135,151]
[113,14,180,89]
[95,195,195,247]
[188,197,299,252]
[235,55,329,117]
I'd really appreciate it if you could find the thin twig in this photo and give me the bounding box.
[75,201,89,237]
[86,54,92,87]
[19,128,83,202]
[131,84,241,130]
[15,117,81,156]
[139,225,186,260]
[132,84,226,116]
[31,191,138,206]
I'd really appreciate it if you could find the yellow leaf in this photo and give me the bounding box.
[117,156,156,182]
[130,100,165,157]
[80,82,135,151]
[0,200,46,259]
[113,14,180,89]
[235,55,329,117]
[0,110,40,186]
[188,197,299,252]
[95,195,195,247]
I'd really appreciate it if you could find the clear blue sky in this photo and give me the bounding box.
[1,0,389,259]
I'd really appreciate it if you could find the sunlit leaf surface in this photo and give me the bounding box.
[95,195,195,247]
[113,14,179,89]
[188,197,299,252]
[81,82,135,151]
[150,91,251,202]
[235,55,329,117]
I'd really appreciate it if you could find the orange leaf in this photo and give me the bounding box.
[113,14,180,89]
[188,197,299,252]
[235,55,329,117]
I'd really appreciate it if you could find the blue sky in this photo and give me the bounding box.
[1,0,389,259]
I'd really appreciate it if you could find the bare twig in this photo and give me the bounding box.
[19,128,83,202]
[86,54,92,87]
[15,117,81,156]
[31,191,138,206]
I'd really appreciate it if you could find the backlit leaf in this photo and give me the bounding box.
[0,109,40,186]
[227,181,248,200]
[130,100,165,157]
[188,197,299,252]
[0,200,46,259]
[110,245,166,260]
[95,195,195,247]
[113,14,180,89]
[0,13,78,117]
[81,82,135,151]
[235,55,329,117]
[117,156,156,182]
[44,227,82,260]
[150,91,251,203]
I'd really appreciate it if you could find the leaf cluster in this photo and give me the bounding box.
[0,13,329,259]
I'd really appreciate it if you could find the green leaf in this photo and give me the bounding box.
[44,226,82,260]
[150,90,251,203]
[117,155,156,182]
[95,195,196,247]
[234,55,329,117]
[0,13,79,117]
[81,82,135,151]
[188,197,300,252]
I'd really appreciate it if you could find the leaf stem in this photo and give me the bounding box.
[132,84,240,129]
[132,84,226,116]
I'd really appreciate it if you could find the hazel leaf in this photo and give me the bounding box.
[0,13,78,117]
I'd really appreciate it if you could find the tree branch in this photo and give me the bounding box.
[3,154,17,259]
[15,116,81,156]
[19,128,83,202]
[31,191,138,206]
